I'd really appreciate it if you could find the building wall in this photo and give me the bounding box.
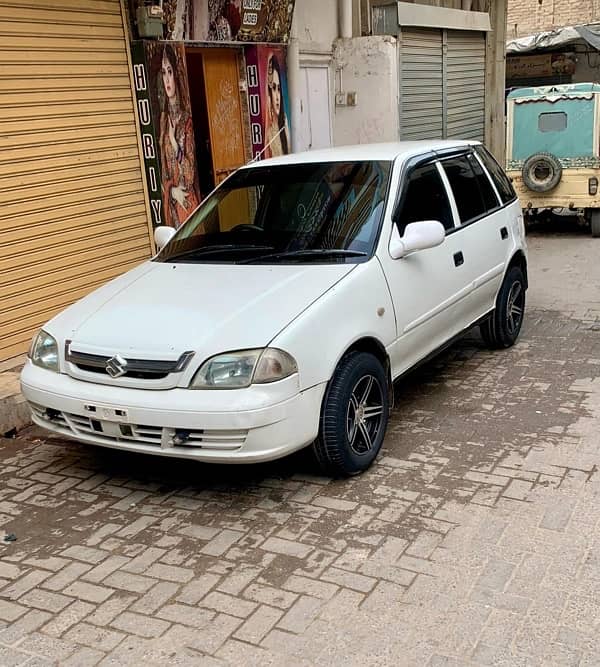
[332,36,399,145]
[507,0,600,38]
[295,0,339,51]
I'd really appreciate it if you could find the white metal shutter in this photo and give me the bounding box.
[446,30,486,141]
[400,29,443,140]
[0,0,152,362]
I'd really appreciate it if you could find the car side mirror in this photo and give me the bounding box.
[154,226,176,251]
[389,220,446,259]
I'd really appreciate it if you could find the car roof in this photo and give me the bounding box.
[242,140,480,169]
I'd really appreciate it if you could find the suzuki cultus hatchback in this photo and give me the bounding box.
[22,141,527,476]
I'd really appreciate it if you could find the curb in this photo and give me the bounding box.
[0,363,31,436]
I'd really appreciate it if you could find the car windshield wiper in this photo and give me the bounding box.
[164,244,275,261]
[239,249,368,264]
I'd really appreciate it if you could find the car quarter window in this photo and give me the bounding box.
[475,145,518,205]
[396,162,454,235]
[440,153,499,226]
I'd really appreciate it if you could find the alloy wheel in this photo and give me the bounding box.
[506,280,524,335]
[346,374,385,455]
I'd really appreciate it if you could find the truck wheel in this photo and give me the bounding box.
[522,152,562,192]
[591,210,600,237]
[480,266,526,349]
[313,352,389,477]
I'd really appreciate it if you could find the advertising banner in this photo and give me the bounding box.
[245,44,290,160]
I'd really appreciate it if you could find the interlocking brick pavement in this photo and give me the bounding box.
[3,228,600,665]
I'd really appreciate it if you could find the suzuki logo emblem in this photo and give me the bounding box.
[105,354,128,378]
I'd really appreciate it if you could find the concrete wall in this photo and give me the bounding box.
[332,36,399,145]
[294,0,339,52]
[507,0,600,38]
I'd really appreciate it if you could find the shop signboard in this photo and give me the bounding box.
[160,0,296,43]
[132,41,201,229]
[131,42,163,228]
[245,44,291,160]
[507,53,577,80]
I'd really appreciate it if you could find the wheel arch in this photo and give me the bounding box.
[508,250,528,289]
[336,336,393,408]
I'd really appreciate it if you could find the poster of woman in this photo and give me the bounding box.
[145,42,201,229]
[244,44,291,160]
[263,50,290,158]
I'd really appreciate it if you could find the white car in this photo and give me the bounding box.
[21,141,527,476]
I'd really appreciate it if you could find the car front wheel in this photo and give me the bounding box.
[480,265,526,349]
[313,351,389,477]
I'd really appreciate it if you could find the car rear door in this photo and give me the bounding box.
[438,149,517,322]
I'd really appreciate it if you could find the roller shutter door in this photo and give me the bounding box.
[446,31,485,141]
[400,28,486,143]
[400,29,443,140]
[0,0,152,362]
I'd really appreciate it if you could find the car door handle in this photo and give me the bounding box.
[500,226,508,240]
[453,251,464,267]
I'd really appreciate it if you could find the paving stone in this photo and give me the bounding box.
[233,604,284,644]
[277,595,323,634]
[1,570,51,600]
[42,600,95,637]
[64,622,125,652]
[260,537,313,559]
[177,574,221,604]
[155,603,214,628]
[43,562,92,591]
[200,591,258,618]
[144,563,194,584]
[201,529,245,557]
[103,572,155,594]
[19,589,73,614]
[110,611,170,638]
[0,599,28,622]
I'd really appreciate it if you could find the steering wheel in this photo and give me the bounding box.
[231,224,264,233]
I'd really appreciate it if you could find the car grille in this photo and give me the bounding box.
[29,403,247,451]
[64,344,194,381]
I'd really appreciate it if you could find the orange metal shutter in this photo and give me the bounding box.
[0,0,153,362]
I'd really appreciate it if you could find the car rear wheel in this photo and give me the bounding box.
[313,352,389,477]
[480,266,526,349]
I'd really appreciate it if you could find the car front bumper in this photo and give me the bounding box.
[20,362,326,463]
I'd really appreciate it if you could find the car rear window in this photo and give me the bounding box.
[441,154,498,225]
[475,146,517,205]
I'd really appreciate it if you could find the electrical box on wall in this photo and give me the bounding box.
[136,5,164,39]
[335,92,347,106]
[336,92,357,107]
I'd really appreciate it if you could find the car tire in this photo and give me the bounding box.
[313,352,389,477]
[480,266,526,349]
[591,210,600,238]
[521,152,562,193]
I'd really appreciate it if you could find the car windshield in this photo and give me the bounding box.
[155,160,391,264]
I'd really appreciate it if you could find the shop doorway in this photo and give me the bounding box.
[185,47,247,195]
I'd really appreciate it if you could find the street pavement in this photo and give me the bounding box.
[2,221,600,666]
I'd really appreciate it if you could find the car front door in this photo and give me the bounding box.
[380,157,475,379]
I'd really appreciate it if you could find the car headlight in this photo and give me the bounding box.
[29,330,59,372]
[190,348,297,389]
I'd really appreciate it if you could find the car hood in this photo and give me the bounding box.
[51,261,356,360]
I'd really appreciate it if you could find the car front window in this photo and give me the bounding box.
[155,160,391,264]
